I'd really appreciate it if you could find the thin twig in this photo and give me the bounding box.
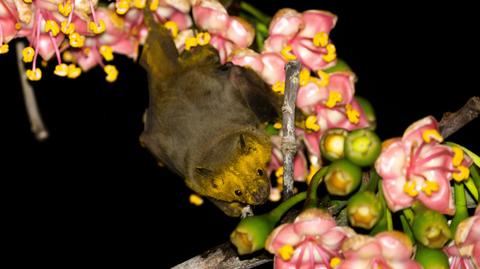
[281,60,301,200]
[439,96,480,139]
[15,42,49,141]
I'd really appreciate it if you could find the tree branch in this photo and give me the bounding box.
[15,42,49,141]
[281,60,301,200]
[439,96,480,139]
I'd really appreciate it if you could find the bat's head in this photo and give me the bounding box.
[187,132,271,217]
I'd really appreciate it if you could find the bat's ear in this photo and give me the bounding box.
[239,134,249,154]
[228,65,282,122]
[140,9,180,80]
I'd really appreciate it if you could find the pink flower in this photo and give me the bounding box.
[264,8,338,71]
[192,0,254,63]
[338,231,421,269]
[444,207,480,269]
[230,48,286,85]
[265,208,354,269]
[375,116,457,215]
[0,1,18,46]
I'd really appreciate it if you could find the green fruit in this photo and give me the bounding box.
[325,159,362,196]
[347,191,383,229]
[355,97,376,128]
[415,244,450,269]
[320,128,349,161]
[344,129,381,167]
[412,210,451,248]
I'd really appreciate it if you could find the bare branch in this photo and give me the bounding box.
[439,96,480,139]
[281,60,301,200]
[15,42,49,141]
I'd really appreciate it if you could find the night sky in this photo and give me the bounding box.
[1,1,479,267]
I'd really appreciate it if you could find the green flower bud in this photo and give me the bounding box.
[415,244,450,269]
[412,210,451,248]
[355,96,376,128]
[320,128,348,161]
[344,129,381,167]
[347,191,383,229]
[325,159,362,196]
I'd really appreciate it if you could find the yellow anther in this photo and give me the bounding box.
[26,68,42,81]
[133,0,146,9]
[281,45,297,61]
[196,32,211,46]
[421,180,439,196]
[346,104,360,124]
[0,44,9,54]
[88,19,106,34]
[273,122,282,129]
[453,166,470,182]
[83,47,91,55]
[54,63,69,77]
[23,0,32,3]
[278,244,295,261]
[189,194,204,206]
[116,0,130,15]
[306,164,320,185]
[452,146,464,167]
[316,70,330,87]
[45,20,60,36]
[323,43,337,62]
[61,21,75,35]
[22,47,34,62]
[69,32,85,48]
[58,1,73,17]
[185,36,198,51]
[422,129,443,144]
[299,68,311,86]
[275,166,284,178]
[104,65,119,83]
[272,81,285,95]
[313,32,329,47]
[15,22,22,30]
[99,45,114,61]
[305,115,320,132]
[149,0,159,11]
[67,64,82,79]
[62,51,73,62]
[403,181,419,197]
[325,90,342,108]
[163,21,179,38]
[330,257,342,268]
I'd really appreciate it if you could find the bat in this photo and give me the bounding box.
[139,10,281,217]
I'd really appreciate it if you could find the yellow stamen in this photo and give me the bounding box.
[281,45,297,61]
[62,51,73,62]
[275,166,284,178]
[88,19,106,34]
[196,32,211,46]
[323,43,337,62]
[83,47,91,55]
[313,32,329,47]
[278,244,295,261]
[453,166,470,182]
[22,47,34,62]
[422,129,443,143]
[330,257,341,268]
[451,146,464,167]
[306,164,320,185]
[69,32,85,48]
[0,44,9,54]
[99,45,114,61]
[54,63,69,77]
[58,1,73,17]
[272,81,285,95]
[15,22,22,30]
[346,103,360,124]
[189,194,204,206]
[305,115,320,132]
[421,180,439,196]
[26,68,42,81]
[67,64,82,79]
[116,0,130,15]
[104,65,119,83]
[45,20,60,36]
[325,91,342,108]
[149,0,159,11]
[299,68,311,86]
[403,181,419,197]
[163,21,179,38]
[61,21,75,35]
[273,122,282,129]
[311,70,330,87]
[23,0,32,3]
[185,36,198,51]
[133,0,146,9]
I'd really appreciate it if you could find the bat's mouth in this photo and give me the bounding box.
[208,198,249,217]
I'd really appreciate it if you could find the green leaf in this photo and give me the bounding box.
[464,177,479,201]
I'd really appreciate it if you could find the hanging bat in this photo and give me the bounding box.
[139,10,281,217]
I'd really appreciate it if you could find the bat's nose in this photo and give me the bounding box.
[251,183,269,204]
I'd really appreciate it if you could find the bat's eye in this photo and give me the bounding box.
[257,169,264,176]
[235,190,243,196]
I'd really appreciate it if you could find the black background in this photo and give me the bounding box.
[1,1,479,267]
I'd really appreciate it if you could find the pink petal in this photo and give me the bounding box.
[293,209,336,237]
[230,48,264,73]
[319,227,351,250]
[74,50,100,71]
[297,82,327,111]
[226,16,254,48]
[169,10,193,30]
[294,151,308,182]
[268,8,302,37]
[337,259,371,269]
[29,33,64,61]
[389,260,422,269]
[263,35,289,53]
[473,241,480,267]
[162,0,191,13]
[290,38,335,71]
[375,139,406,180]
[265,223,302,253]
[327,72,355,105]
[464,216,480,244]
[376,232,413,261]
[111,38,139,59]
[192,0,228,33]
[302,130,321,158]
[402,116,439,148]
[344,241,382,260]
[297,10,337,38]
[259,52,286,85]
